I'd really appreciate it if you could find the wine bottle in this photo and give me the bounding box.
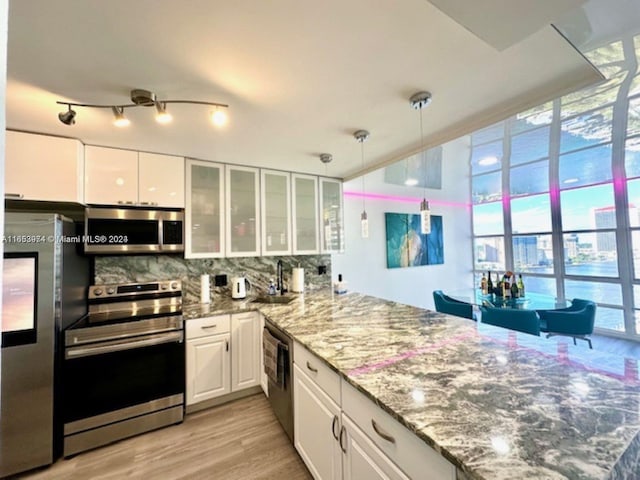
[480,273,488,295]
[503,274,510,297]
[510,279,519,298]
[517,274,525,297]
[487,271,493,294]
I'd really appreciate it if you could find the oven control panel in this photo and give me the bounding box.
[89,280,182,299]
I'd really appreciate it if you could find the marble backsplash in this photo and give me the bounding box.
[94,254,332,304]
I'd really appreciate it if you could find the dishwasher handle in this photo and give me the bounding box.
[66,331,183,359]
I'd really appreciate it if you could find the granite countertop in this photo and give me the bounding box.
[183,290,640,480]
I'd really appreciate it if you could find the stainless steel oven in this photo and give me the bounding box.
[84,207,184,254]
[63,281,185,457]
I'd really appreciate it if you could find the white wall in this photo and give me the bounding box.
[332,136,473,310]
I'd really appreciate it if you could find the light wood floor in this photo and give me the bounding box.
[21,394,311,480]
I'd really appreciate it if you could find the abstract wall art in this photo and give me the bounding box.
[384,213,444,268]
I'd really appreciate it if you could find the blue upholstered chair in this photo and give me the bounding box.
[479,304,541,336]
[537,298,596,349]
[432,290,475,320]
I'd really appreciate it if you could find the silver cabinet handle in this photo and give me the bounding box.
[306,361,318,373]
[5,193,24,199]
[371,419,396,444]
[331,415,339,441]
[339,425,347,453]
[201,324,218,329]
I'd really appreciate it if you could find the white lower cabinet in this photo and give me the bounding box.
[294,363,342,480]
[187,312,261,407]
[186,316,231,406]
[231,312,261,392]
[341,414,409,480]
[293,342,456,480]
[186,332,230,405]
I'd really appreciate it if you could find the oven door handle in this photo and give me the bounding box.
[65,331,183,359]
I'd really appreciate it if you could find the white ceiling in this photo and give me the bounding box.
[6,0,601,180]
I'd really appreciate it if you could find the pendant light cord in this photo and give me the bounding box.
[419,106,426,199]
[361,141,366,212]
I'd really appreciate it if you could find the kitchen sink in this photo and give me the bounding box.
[251,295,295,304]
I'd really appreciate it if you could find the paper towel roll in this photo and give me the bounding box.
[291,268,304,293]
[200,274,211,304]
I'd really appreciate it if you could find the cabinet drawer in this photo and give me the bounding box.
[342,380,455,480]
[293,341,340,404]
[187,315,231,340]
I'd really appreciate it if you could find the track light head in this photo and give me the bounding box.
[210,108,227,126]
[112,106,130,127]
[55,88,229,128]
[154,101,172,124]
[58,106,76,125]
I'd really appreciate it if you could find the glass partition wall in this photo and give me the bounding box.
[471,32,640,338]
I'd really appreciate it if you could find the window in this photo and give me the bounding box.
[470,34,639,337]
[474,237,505,271]
[472,202,504,236]
[511,194,552,234]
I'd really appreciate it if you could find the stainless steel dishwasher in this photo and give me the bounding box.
[264,319,294,443]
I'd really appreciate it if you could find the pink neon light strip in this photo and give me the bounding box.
[344,190,470,208]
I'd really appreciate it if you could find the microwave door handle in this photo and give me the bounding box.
[65,331,183,359]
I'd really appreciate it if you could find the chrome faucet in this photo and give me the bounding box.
[277,260,286,295]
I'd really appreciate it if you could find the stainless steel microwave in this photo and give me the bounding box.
[84,207,184,254]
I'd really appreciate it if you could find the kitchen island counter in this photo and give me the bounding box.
[184,290,640,480]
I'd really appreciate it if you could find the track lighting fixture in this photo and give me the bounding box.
[410,91,433,235]
[56,88,229,127]
[58,105,76,125]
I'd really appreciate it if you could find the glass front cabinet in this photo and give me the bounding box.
[226,166,260,257]
[292,174,319,254]
[260,169,292,255]
[185,159,225,258]
[319,177,344,253]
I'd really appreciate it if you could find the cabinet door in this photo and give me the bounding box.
[259,314,269,397]
[342,415,410,480]
[186,333,231,405]
[293,364,342,480]
[226,166,260,256]
[185,160,225,258]
[292,174,319,254]
[138,152,184,208]
[5,131,84,202]
[85,146,138,205]
[319,177,344,253]
[260,169,291,255]
[231,312,260,391]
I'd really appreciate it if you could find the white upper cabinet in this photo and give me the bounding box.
[292,174,319,254]
[185,159,225,258]
[226,165,260,257]
[5,131,84,202]
[138,152,184,208]
[84,146,138,205]
[260,169,291,256]
[85,146,184,207]
[319,177,344,253]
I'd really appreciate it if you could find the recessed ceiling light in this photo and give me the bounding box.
[478,156,499,166]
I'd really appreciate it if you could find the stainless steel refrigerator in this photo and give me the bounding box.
[1,213,89,477]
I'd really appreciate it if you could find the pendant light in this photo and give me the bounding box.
[354,130,370,238]
[320,153,333,249]
[410,91,432,234]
